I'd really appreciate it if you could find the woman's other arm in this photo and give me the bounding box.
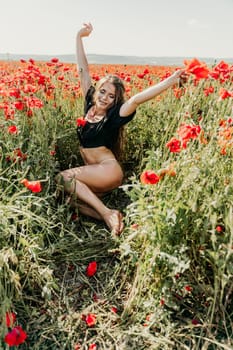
[120,69,184,117]
[76,22,93,96]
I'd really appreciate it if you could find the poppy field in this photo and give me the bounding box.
[0,57,233,349]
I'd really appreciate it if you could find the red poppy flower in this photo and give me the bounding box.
[4,326,27,346]
[177,123,201,141]
[137,73,145,79]
[21,178,42,193]
[50,150,56,156]
[203,86,214,96]
[24,96,43,109]
[85,313,96,327]
[166,137,181,153]
[184,285,192,292]
[92,74,100,81]
[9,88,21,98]
[8,125,18,134]
[14,101,24,111]
[192,318,200,325]
[216,225,223,232]
[111,307,118,313]
[13,148,27,161]
[86,261,97,277]
[184,58,210,79]
[140,170,160,185]
[5,312,17,328]
[89,344,97,350]
[76,118,87,127]
[51,57,59,63]
[219,88,232,100]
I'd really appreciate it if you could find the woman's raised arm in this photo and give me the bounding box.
[76,22,93,96]
[120,69,185,117]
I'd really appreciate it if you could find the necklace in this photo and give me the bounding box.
[86,106,105,123]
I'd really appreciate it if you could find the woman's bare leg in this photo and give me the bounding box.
[56,162,124,235]
[68,197,102,220]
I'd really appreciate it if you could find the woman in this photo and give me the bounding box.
[57,22,184,235]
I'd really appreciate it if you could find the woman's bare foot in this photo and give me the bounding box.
[103,210,124,236]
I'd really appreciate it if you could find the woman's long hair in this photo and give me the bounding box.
[95,75,126,162]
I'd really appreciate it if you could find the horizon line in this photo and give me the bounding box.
[0,52,233,60]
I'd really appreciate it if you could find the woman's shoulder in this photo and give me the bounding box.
[107,102,135,127]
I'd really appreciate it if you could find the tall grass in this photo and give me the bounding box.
[0,59,232,349]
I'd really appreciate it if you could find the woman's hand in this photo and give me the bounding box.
[171,69,188,86]
[77,22,93,38]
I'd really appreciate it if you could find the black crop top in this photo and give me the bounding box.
[77,86,136,149]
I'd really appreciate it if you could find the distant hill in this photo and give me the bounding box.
[0,53,232,66]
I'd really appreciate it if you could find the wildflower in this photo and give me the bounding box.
[21,178,42,193]
[160,298,165,306]
[143,314,152,326]
[86,261,97,277]
[216,225,223,232]
[219,88,232,100]
[92,74,100,81]
[124,76,131,82]
[177,123,201,142]
[13,148,27,161]
[91,294,97,302]
[51,57,59,63]
[111,307,118,313]
[184,285,192,292]
[76,118,87,127]
[173,87,184,99]
[89,344,97,350]
[24,96,43,108]
[13,101,24,110]
[5,312,17,328]
[9,88,21,98]
[23,84,37,93]
[8,125,18,134]
[140,170,160,185]
[85,313,97,327]
[4,326,27,346]
[192,318,200,325]
[203,86,214,96]
[184,58,209,79]
[137,73,145,79]
[166,137,181,153]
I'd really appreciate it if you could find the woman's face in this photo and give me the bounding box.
[95,82,116,112]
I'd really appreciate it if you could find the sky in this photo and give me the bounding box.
[0,0,233,59]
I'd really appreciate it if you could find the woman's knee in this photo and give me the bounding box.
[56,169,73,183]
[55,171,75,194]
